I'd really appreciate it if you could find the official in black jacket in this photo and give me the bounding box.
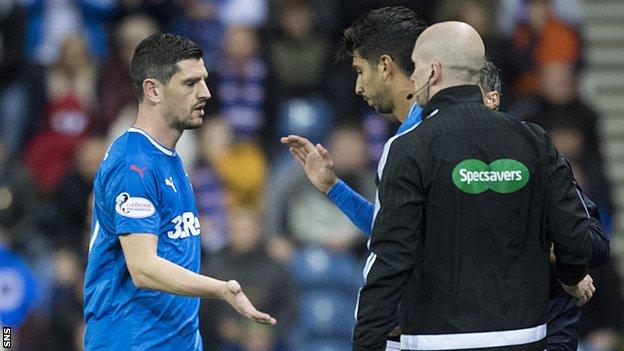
[352,22,595,351]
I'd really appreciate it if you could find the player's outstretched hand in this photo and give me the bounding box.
[562,274,595,306]
[280,135,338,194]
[221,280,277,325]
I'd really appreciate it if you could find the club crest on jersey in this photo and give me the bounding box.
[115,192,155,218]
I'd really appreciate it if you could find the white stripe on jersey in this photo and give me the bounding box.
[89,220,100,252]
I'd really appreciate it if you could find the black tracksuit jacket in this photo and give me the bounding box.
[352,85,592,351]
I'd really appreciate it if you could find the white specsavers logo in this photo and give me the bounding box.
[115,192,155,218]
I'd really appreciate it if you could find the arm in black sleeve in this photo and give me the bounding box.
[352,142,422,351]
[545,142,591,286]
[579,190,610,268]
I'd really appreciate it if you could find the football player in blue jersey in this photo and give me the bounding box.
[84,33,276,351]
[283,7,425,351]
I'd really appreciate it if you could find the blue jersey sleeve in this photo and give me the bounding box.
[111,160,161,236]
[327,179,374,236]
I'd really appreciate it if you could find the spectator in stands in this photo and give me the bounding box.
[0,139,40,245]
[342,1,435,31]
[264,125,373,251]
[24,35,97,194]
[0,1,29,155]
[508,0,582,98]
[216,25,269,141]
[361,112,393,169]
[497,0,582,37]
[200,206,296,351]
[98,15,159,131]
[53,136,108,249]
[509,61,613,222]
[111,0,177,32]
[220,0,267,27]
[49,248,84,351]
[199,115,267,209]
[193,116,231,252]
[23,0,116,65]
[268,0,329,100]
[0,135,58,351]
[172,0,225,72]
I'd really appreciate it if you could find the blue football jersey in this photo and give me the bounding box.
[84,127,203,351]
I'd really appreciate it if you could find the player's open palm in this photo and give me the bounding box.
[280,135,338,194]
[222,280,277,325]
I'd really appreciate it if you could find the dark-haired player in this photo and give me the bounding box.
[282,6,426,235]
[84,34,275,351]
[283,6,425,350]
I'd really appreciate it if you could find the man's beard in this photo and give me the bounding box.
[370,94,393,114]
[171,114,204,131]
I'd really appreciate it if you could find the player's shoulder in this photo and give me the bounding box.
[99,130,161,180]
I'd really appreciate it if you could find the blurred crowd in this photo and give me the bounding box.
[0,0,623,350]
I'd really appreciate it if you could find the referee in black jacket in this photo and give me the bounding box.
[352,21,595,351]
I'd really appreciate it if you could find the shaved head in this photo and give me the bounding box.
[409,21,485,104]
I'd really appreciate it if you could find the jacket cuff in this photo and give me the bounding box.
[556,263,588,286]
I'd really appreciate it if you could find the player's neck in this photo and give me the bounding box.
[134,105,182,150]
[392,83,417,123]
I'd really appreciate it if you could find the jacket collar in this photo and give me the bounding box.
[423,85,483,117]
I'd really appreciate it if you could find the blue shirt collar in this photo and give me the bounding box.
[395,103,423,135]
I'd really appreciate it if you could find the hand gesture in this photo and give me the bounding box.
[281,135,338,194]
[562,274,595,306]
[221,280,277,325]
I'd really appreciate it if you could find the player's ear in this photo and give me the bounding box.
[430,61,442,85]
[485,91,501,110]
[379,54,392,81]
[143,78,162,104]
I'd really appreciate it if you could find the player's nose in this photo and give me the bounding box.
[198,80,211,100]
[355,79,364,96]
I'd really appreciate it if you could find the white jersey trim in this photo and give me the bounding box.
[128,127,176,156]
[89,220,100,252]
[400,323,546,350]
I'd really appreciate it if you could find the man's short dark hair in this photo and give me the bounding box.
[480,59,502,93]
[338,6,426,76]
[129,33,203,102]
